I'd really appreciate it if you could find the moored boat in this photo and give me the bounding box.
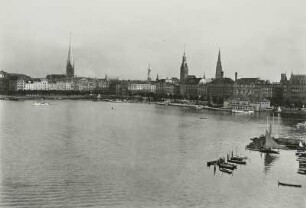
[219,163,237,170]
[296,157,306,162]
[297,168,306,175]
[230,156,244,161]
[219,167,233,174]
[33,102,49,106]
[227,159,246,165]
[207,160,217,166]
[278,180,302,188]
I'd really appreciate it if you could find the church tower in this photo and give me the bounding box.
[180,49,189,83]
[66,35,74,79]
[215,49,223,79]
[147,62,152,82]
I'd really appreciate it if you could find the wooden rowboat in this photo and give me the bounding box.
[207,160,217,166]
[219,167,233,174]
[219,163,237,170]
[228,159,246,165]
[278,181,302,188]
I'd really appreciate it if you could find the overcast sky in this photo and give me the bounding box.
[1,0,306,81]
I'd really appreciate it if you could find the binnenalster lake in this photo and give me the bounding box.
[0,100,306,208]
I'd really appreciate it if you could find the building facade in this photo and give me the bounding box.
[233,78,273,100]
[155,78,180,96]
[282,73,306,105]
[207,78,234,104]
[180,76,202,99]
[127,81,156,94]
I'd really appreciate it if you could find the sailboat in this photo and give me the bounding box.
[260,123,280,154]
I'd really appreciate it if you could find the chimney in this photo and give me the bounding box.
[235,72,238,81]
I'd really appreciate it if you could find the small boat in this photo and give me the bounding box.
[278,181,302,188]
[195,105,204,110]
[230,156,244,161]
[219,163,237,170]
[33,102,49,106]
[232,109,254,114]
[260,149,280,154]
[219,167,233,174]
[228,159,247,165]
[295,151,306,157]
[296,157,306,162]
[297,169,306,175]
[207,160,217,166]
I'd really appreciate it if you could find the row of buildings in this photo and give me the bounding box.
[0,37,305,107]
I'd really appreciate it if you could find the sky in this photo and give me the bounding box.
[1,0,306,81]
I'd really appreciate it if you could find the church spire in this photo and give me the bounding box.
[180,46,188,83]
[147,62,152,81]
[66,33,75,78]
[67,33,73,67]
[215,48,223,79]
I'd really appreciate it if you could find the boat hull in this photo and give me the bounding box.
[219,167,233,174]
[219,163,237,170]
[228,159,246,165]
[278,181,302,188]
[259,149,279,154]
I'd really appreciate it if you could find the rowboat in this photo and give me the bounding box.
[296,157,306,162]
[230,156,244,161]
[278,181,302,188]
[219,167,233,174]
[207,160,217,166]
[219,163,237,170]
[228,159,246,165]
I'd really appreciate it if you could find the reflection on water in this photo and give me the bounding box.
[263,153,279,174]
[0,101,306,208]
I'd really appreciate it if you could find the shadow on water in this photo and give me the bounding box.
[262,153,279,174]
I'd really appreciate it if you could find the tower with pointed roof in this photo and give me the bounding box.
[215,49,223,79]
[147,62,152,82]
[66,35,74,79]
[180,49,189,83]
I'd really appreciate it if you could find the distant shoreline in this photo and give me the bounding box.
[0,95,92,101]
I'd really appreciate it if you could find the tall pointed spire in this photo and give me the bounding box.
[147,62,152,81]
[66,33,75,78]
[183,43,187,61]
[67,33,74,67]
[215,48,223,79]
[180,45,189,83]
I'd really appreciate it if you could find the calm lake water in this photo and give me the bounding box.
[0,100,306,208]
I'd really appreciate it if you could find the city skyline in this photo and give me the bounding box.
[1,0,306,81]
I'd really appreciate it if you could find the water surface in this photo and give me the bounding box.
[0,100,305,208]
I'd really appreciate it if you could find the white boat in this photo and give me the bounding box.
[232,109,254,114]
[33,102,49,106]
[195,105,204,110]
